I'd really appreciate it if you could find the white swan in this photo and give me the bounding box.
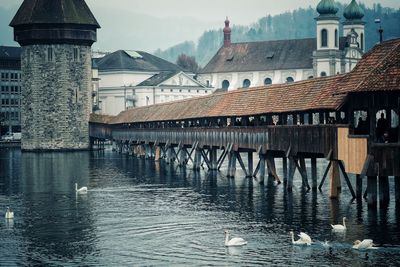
[224,230,247,247]
[75,183,88,194]
[290,230,312,245]
[331,217,347,231]
[352,239,376,250]
[5,207,14,219]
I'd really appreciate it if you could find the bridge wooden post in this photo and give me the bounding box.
[367,176,378,207]
[193,146,202,171]
[356,174,363,200]
[247,152,253,178]
[395,176,400,204]
[282,157,288,184]
[166,146,175,164]
[379,176,390,207]
[258,154,266,184]
[287,157,296,191]
[311,158,318,190]
[329,160,340,198]
[227,150,237,178]
[179,147,188,167]
[298,157,310,189]
[155,146,161,161]
[210,147,218,170]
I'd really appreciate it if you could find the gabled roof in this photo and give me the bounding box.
[10,0,100,27]
[337,38,400,94]
[97,50,182,72]
[137,71,179,86]
[0,46,21,60]
[199,37,348,74]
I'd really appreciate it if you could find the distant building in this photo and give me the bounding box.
[197,0,365,90]
[0,46,22,135]
[96,50,209,115]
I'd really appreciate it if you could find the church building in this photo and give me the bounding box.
[197,0,365,90]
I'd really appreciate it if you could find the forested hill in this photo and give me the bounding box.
[154,3,400,67]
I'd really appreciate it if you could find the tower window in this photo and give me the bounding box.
[264,78,272,85]
[286,77,294,83]
[243,79,251,88]
[335,29,338,47]
[222,80,230,90]
[361,33,364,50]
[321,29,328,47]
[320,72,327,77]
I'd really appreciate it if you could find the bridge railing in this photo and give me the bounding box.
[109,125,337,156]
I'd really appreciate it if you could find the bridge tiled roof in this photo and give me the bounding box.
[90,114,115,124]
[96,38,400,125]
[110,75,345,124]
[337,38,400,94]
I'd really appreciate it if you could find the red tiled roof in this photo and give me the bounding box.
[337,38,400,93]
[110,75,345,124]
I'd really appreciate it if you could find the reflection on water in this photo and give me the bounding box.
[0,148,400,266]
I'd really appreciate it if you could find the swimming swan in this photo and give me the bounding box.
[224,230,247,247]
[290,230,312,245]
[352,239,376,249]
[331,217,347,231]
[75,183,88,194]
[5,207,14,219]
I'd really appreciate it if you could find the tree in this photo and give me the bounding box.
[176,54,199,73]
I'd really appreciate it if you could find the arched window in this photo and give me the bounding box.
[361,33,364,51]
[264,78,272,85]
[320,71,327,77]
[286,77,294,83]
[243,79,251,88]
[308,76,314,79]
[206,80,210,87]
[334,29,338,47]
[222,80,230,90]
[321,29,328,47]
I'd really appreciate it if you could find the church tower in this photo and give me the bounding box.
[223,17,232,48]
[313,0,341,77]
[10,0,100,151]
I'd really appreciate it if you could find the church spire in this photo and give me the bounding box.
[223,17,231,48]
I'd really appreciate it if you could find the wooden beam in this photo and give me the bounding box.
[248,152,254,177]
[200,149,211,170]
[287,157,296,191]
[258,155,266,184]
[378,176,390,207]
[298,157,310,190]
[367,176,378,207]
[252,158,261,178]
[338,160,356,199]
[356,174,363,200]
[330,161,340,198]
[266,155,281,184]
[236,152,249,177]
[311,158,318,189]
[319,161,332,191]
[282,157,288,184]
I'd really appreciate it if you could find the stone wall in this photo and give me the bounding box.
[21,44,92,150]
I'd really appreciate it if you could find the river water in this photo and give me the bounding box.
[0,148,400,266]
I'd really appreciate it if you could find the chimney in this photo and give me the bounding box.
[223,17,231,48]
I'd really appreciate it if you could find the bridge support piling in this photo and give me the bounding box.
[395,176,400,204]
[298,157,310,190]
[227,151,237,178]
[258,154,266,184]
[287,157,296,191]
[179,147,188,167]
[379,176,390,207]
[266,155,281,184]
[210,147,218,170]
[356,174,363,200]
[193,147,202,171]
[311,158,317,190]
[167,146,175,164]
[282,157,288,185]
[155,146,161,161]
[329,161,340,198]
[247,152,253,178]
[367,176,378,207]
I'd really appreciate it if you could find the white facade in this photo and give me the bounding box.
[198,69,314,91]
[99,71,210,115]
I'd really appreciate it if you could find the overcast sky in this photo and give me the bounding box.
[1,0,399,51]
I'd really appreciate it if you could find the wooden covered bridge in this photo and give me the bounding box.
[90,39,400,207]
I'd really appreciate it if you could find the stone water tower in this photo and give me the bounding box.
[10,0,100,151]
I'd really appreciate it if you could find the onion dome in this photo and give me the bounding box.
[316,0,339,16]
[344,0,364,20]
